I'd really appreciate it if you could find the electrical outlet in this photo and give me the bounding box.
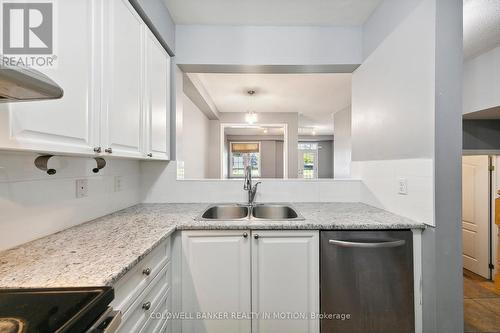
[76,179,88,198]
[114,176,123,192]
[398,178,408,195]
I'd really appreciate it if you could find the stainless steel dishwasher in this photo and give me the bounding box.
[320,230,414,333]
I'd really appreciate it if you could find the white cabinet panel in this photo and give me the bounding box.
[0,0,171,160]
[145,29,170,160]
[251,230,319,333]
[101,0,144,158]
[181,230,251,333]
[1,0,99,155]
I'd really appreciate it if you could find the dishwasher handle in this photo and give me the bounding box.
[328,239,406,248]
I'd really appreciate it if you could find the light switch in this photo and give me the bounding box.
[76,179,88,198]
[114,176,123,192]
[398,178,408,195]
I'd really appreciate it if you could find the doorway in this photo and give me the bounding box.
[462,155,492,279]
[462,155,500,332]
[298,144,318,179]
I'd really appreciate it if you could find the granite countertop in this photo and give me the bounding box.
[0,203,425,289]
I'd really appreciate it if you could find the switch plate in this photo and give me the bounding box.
[76,179,88,198]
[398,178,408,195]
[114,176,123,192]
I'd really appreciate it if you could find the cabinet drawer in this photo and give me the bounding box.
[139,287,170,333]
[118,261,171,333]
[112,238,171,313]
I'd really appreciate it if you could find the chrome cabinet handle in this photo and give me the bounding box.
[93,147,102,153]
[105,148,113,154]
[243,232,248,238]
[147,153,153,157]
[142,301,151,310]
[142,267,151,276]
[328,239,406,248]
[254,234,259,239]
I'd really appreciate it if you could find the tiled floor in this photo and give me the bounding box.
[464,269,500,333]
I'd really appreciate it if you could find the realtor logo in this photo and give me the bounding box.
[2,2,53,54]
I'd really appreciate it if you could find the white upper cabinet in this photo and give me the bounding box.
[0,0,99,155]
[251,230,319,333]
[181,230,251,333]
[0,0,171,160]
[144,29,170,160]
[101,0,144,158]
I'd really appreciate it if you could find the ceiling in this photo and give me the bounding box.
[464,0,500,59]
[225,126,285,136]
[165,0,500,59]
[163,0,383,26]
[193,73,352,135]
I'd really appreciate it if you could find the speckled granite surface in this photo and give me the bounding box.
[0,203,425,288]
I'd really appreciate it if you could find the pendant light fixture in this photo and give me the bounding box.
[245,90,258,124]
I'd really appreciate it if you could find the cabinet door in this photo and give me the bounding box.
[144,29,170,160]
[251,230,319,333]
[0,0,99,155]
[181,230,251,333]
[101,0,144,158]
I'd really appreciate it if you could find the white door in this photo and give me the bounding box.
[181,230,251,333]
[101,0,144,158]
[251,230,319,333]
[462,155,490,278]
[0,0,99,155]
[144,28,170,160]
[298,149,318,179]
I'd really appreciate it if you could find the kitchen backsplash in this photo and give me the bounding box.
[0,152,142,251]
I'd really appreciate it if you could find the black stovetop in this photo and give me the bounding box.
[0,287,113,333]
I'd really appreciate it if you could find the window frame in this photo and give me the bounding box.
[229,141,262,178]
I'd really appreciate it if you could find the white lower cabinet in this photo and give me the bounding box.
[251,230,319,333]
[112,237,171,333]
[180,230,319,333]
[181,230,251,333]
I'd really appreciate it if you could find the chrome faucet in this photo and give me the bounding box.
[244,166,261,206]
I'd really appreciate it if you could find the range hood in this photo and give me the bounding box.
[0,65,63,102]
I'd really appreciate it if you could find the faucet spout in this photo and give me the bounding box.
[244,165,252,191]
[250,182,261,205]
[243,166,260,206]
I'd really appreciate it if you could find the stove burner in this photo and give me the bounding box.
[0,317,26,333]
[0,287,113,333]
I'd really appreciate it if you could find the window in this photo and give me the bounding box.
[230,142,261,178]
[298,142,318,179]
[302,152,316,179]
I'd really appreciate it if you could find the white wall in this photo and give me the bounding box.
[351,0,435,224]
[362,0,422,59]
[181,95,211,178]
[352,158,434,223]
[175,25,363,65]
[463,44,500,114]
[333,107,352,178]
[141,161,362,203]
[0,152,142,251]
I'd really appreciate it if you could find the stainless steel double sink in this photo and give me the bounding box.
[197,203,304,221]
